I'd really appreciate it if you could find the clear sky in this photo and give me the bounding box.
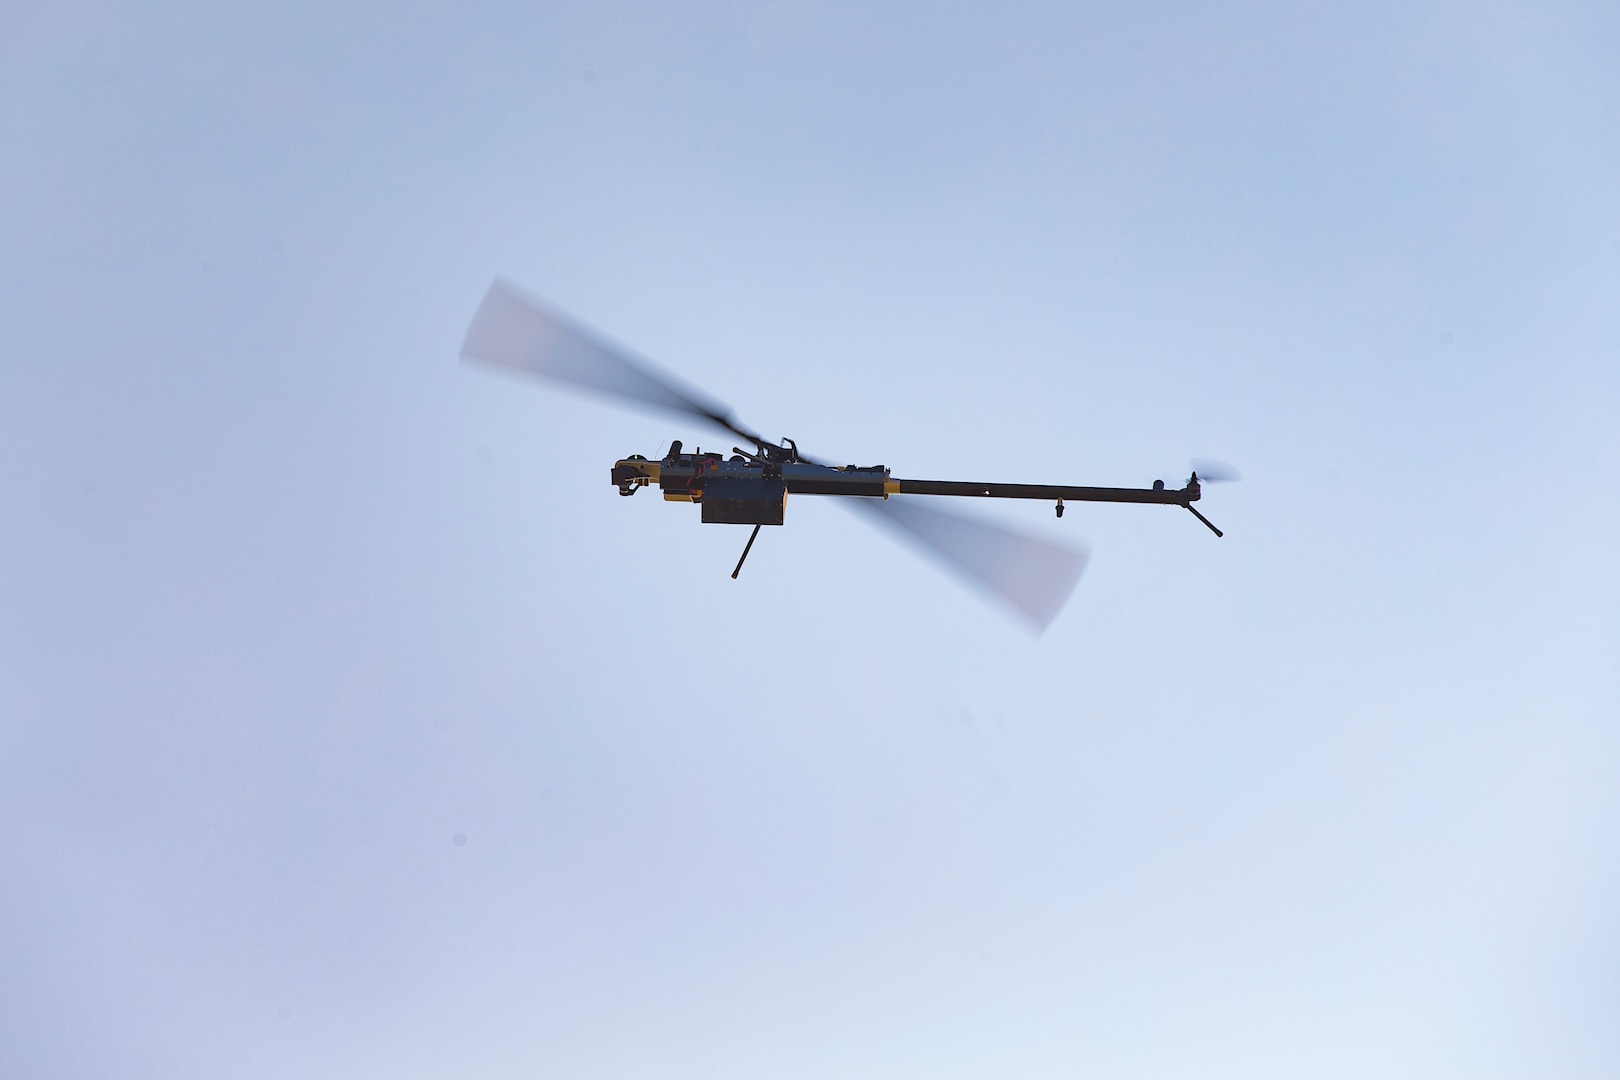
[4,2,1618,1077]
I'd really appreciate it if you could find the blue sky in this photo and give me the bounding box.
[4,2,1618,1076]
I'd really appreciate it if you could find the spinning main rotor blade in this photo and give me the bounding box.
[461,279,766,446]
[850,496,1087,631]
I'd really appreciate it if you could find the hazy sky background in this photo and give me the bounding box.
[4,2,1618,1077]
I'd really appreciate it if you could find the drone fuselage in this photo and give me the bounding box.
[611,442,1215,531]
[612,448,890,525]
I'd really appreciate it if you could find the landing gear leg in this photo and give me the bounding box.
[1185,504,1223,537]
[731,524,763,579]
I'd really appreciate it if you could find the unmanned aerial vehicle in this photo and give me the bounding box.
[462,279,1233,629]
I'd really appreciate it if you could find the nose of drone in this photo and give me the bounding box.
[611,455,659,494]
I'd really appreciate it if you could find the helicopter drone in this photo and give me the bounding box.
[462,279,1235,629]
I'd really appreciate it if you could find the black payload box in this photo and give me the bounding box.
[700,477,786,525]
